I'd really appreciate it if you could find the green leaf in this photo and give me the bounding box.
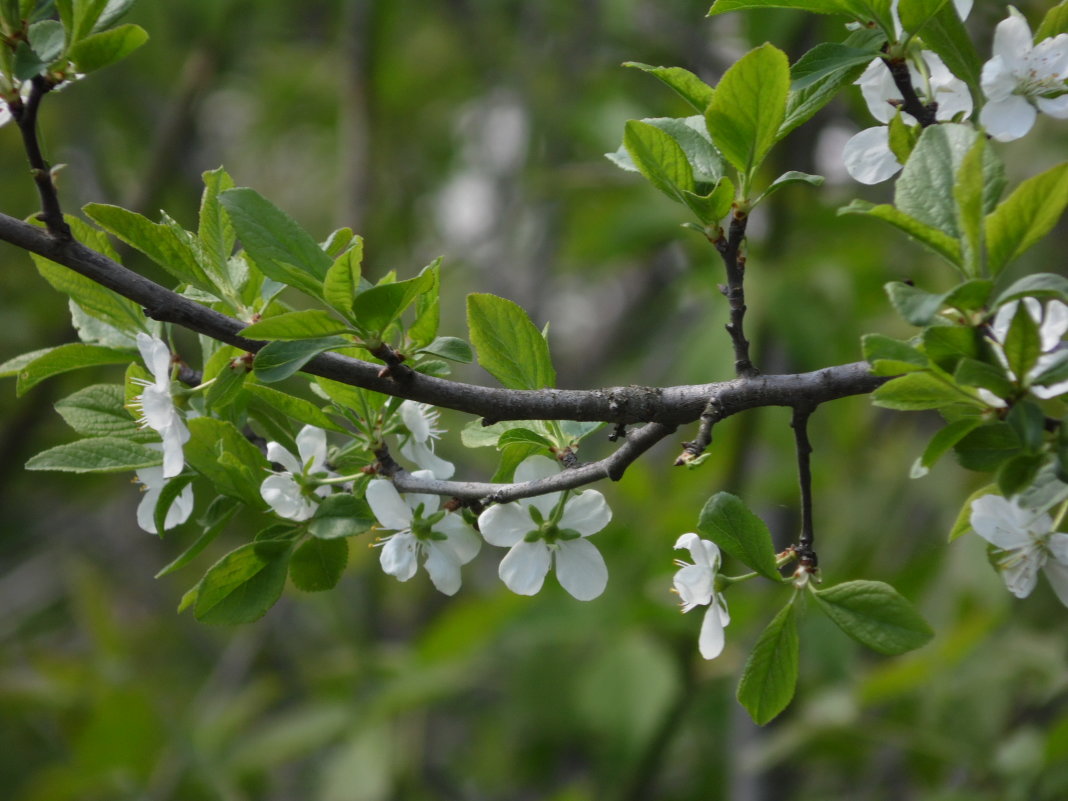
[752,171,823,207]
[681,178,735,225]
[315,376,387,424]
[0,347,56,378]
[697,492,780,581]
[736,600,799,726]
[994,273,1068,307]
[28,19,66,64]
[184,417,270,508]
[912,0,981,96]
[921,325,980,372]
[202,346,250,410]
[54,383,148,439]
[67,23,147,73]
[871,372,979,410]
[409,259,442,347]
[309,494,376,539]
[93,0,136,33]
[789,42,879,91]
[954,133,986,277]
[418,336,474,363]
[194,540,292,625]
[811,580,933,655]
[244,383,348,434]
[498,428,554,450]
[152,474,195,537]
[155,501,239,578]
[623,62,715,112]
[323,238,364,320]
[83,203,217,294]
[1002,301,1041,383]
[253,336,350,384]
[997,453,1048,498]
[1037,1,1068,40]
[241,310,353,341]
[705,43,790,180]
[861,333,928,375]
[709,0,856,16]
[895,125,1003,241]
[1007,401,1046,453]
[26,436,162,473]
[622,119,695,203]
[896,0,948,37]
[986,163,1068,276]
[948,484,998,541]
[953,358,1015,399]
[884,281,950,326]
[198,167,237,286]
[16,343,133,396]
[466,293,556,390]
[290,537,348,592]
[839,201,962,267]
[1032,350,1068,392]
[911,416,984,478]
[219,187,332,299]
[350,265,437,338]
[954,423,1022,472]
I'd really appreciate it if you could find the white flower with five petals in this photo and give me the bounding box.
[130,333,189,479]
[979,8,1068,142]
[367,472,481,595]
[479,455,611,601]
[970,494,1068,606]
[673,533,731,660]
[843,51,973,184]
[135,465,194,534]
[986,298,1068,401]
[260,425,333,521]
[398,400,455,479]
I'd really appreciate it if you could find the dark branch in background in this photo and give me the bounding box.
[675,396,723,466]
[791,404,817,570]
[712,210,757,377]
[10,76,71,240]
[883,56,938,128]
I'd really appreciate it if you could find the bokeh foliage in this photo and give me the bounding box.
[1,1,1067,799]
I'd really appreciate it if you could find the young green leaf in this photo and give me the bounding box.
[954,422,1022,472]
[985,163,1068,276]
[323,237,364,320]
[752,171,824,207]
[1001,303,1041,386]
[623,62,715,112]
[1037,1,1068,40]
[252,336,350,384]
[622,119,696,203]
[910,0,981,95]
[194,540,293,625]
[871,372,980,410]
[993,273,1068,307]
[811,580,933,655]
[55,383,149,439]
[0,347,57,379]
[25,436,162,473]
[921,326,980,372]
[244,383,348,434]
[290,537,349,592]
[697,492,780,581]
[953,358,1015,399]
[466,293,556,390]
[155,502,239,578]
[350,268,436,338]
[184,417,271,508]
[789,42,880,91]
[418,336,474,364]
[709,1,855,17]
[219,187,332,299]
[309,494,376,540]
[197,167,237,283]
[954,132,986,277]
[883,281,951,326]
[241,310,354,341]
[839,201,962,267]
[910,417,984,478]
[861,333,929,375]
[16,343,133,396]
[152,474,195,538]
[31,251,146,334]
[67,23,148,73]
[736,599,799,726]
[704,43,790,181]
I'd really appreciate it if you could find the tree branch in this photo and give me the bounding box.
[712,210,757,377]
[10,76,71,240]
[0,211,886,427]
[883,56,938,128]
[791,404,817,570]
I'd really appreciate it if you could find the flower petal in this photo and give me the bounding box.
[843,127,902,185]
[380,532,419,581]
[136,333,172,382]
[555,538,608,601]
[559,490,611,536]
[366,480,413,530]
[980,95,1036,142]
[674,563,714,610]
[1042,559,1068,608]
[424,541,463,595]
[437,514,482,564]
[295,425,328,473]
[970,495,1047,549]
[479,502,534,547]
[266,442,302,475]
[399,438,455,479]
[399,400,432,442]
[498,540,551,595]
[160,419,189,479]
[261,474,314,520]
[697,600,727,660]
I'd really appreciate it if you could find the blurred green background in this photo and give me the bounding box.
[2,2,1068,799]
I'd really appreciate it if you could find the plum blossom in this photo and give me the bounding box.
[979,8,1068,142]
[135,465,194,534]
[673,533,731,660]
[260,425,333,521]
[970,494,1068,606]
[398,400,454,479]
[985,298,1068,400]
[478,455,611,601]
[843,51,973,184]
[130,333,189,478]
[367,472,480,595]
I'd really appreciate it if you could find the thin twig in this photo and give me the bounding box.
[883,56,938,128]
[11,76,71,240]
[712,210,757,377]
[675,395,724,465]
[791,404,817,569]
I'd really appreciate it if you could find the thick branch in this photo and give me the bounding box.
[713,211,757,377]
[381,422,677,502]
[0,211,886,426]
[883,56,938,128]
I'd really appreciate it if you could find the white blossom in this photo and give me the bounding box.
[673,532,731,660]
[970,494,1068,606]
[367,472,480,595]
[135,465,194,534]
[987,298,1068,400]
[478,455,611,601]
[979,8,1068,142]
[260,425,333,521]
[130,333,189,479]
[843,51,972,184]
[398,400,454,479]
